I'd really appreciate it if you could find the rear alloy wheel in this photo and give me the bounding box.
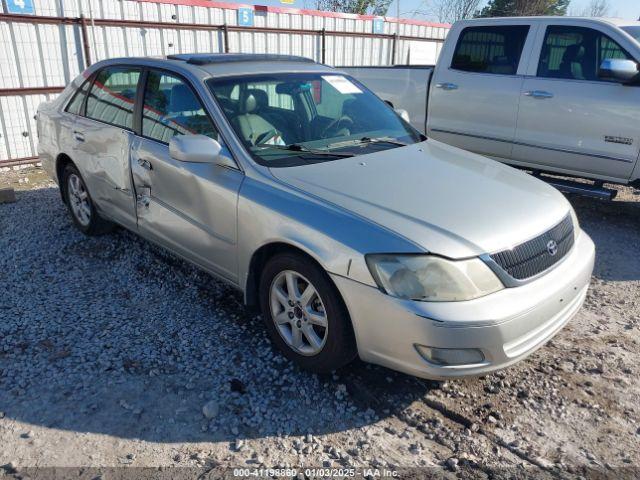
[62,164,114,236]
[259,253,357,373]
[67,172,91,227]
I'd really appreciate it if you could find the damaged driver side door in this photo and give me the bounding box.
[130,68,243,284]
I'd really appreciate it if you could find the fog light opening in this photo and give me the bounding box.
[415,345,485,366]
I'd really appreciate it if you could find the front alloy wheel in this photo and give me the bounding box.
[259,253,357,373]
[270,270,329,356]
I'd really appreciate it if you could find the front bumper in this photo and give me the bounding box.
[331,230,595,379]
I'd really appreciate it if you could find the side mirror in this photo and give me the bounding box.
[169,134,237,168]
[599,58,640,84]
[395,108,410,123]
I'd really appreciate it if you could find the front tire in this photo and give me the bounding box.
[259,252,357,373]
[62,164,114,236]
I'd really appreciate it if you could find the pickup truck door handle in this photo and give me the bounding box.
[435,82,458,91]
[137,157,153,170]
[524,90,554,99]
[73,130,85,142]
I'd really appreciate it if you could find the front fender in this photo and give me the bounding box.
[237,176,422,293]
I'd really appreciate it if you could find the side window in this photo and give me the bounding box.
[85,67,140,129]
[451,25,530,75]
[65,77,91,116]
[142,70,219,144]
[537,26,634,82]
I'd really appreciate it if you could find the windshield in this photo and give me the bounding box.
[622,26,640,43]
[207,73,422,167]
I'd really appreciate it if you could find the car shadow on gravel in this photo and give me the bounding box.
[0,187,438,444]
[567,194,640,282]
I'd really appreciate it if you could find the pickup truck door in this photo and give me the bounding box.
[427,24,534,160]
[513,23,640,181]
[71,66,142,230]
[130,69,243,284]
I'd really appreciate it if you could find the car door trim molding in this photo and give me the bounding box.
[149,194,236,246]
[430,128,635,164]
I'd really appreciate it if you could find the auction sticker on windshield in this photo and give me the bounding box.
[322,75,362,94]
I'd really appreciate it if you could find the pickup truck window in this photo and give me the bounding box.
[207,73,421,167]
[85,67,141,130]
[538,26,634,82]
[142,70,219,144]
[451,26,530,75]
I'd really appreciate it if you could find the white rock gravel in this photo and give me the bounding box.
[0,170,639,477]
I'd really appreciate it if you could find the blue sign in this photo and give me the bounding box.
[372,18,384,34]
[237,8,254,27]
[5,0,34,14]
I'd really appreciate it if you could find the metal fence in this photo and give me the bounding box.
[0,0,449,166]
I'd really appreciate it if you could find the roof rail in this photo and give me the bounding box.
[167,53,316,66]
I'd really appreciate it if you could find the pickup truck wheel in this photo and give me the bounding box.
[62,164,114,236]
[259,253,357,373]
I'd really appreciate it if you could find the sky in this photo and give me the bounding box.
[241,0,639,22]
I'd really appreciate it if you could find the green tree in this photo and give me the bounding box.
[477,0,571,17]
[315,0,393,15]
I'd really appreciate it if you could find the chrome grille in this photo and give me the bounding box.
[490,215,574,281]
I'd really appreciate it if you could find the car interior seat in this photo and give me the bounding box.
[169,83,213,136]
[487,55,516,75]
[232,90,283,145]
[559,44,586,80]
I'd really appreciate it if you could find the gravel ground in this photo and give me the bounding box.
[1,166,639,478]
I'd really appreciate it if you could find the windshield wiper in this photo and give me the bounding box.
[326,136,408,149]
[255,143,355,158]
[358,136,408,147]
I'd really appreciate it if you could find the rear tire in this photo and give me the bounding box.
[62,164,114,236]
[259,252,357,373]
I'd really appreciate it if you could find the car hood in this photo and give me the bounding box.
[269,140,571,258]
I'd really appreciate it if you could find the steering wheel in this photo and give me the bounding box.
[253,129,283,146]
[321,115,354,139]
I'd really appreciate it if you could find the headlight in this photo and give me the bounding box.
[366,254,504,302]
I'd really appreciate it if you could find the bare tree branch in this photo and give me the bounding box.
[409,0,482,23]
[582,0,611,17]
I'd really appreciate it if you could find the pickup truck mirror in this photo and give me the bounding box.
[599,58,640,84]
[169,134,237,169]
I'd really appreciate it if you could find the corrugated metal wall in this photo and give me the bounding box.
[0,0,449,164]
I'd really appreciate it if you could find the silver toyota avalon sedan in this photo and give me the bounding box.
[37,54,595,379]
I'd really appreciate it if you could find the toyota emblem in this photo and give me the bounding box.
[547,240,558,256]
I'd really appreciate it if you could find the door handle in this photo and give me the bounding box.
[435,82,458,91]
[524,90,554,99]
[137,158,153,170]
[435,82,459,90]
[73,130,85,142]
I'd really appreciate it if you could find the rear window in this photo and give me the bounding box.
[451,25,530,75]
[85,67,141,130]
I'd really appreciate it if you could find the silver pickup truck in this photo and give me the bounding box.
[346,17,640,199]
